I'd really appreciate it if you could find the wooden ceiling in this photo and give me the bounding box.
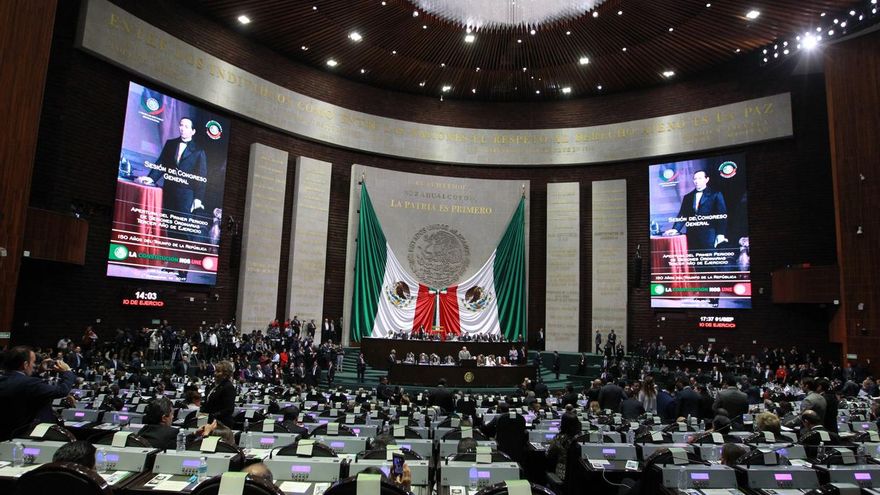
[192,0,866,101]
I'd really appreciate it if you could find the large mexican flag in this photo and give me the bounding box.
[350,184,525,342]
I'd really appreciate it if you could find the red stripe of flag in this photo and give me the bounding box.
[411,284,434,333]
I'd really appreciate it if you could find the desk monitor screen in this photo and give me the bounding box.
[23,448,40,457]
[74,412,86,418]
[182,459,200,468]
[106,453,120,463]
[329,442,345,449]
[855,473,872,481]
[774,474,793,481]
[690,473,710,481]
[291,466,312,474]
[602,449,617,456]
[260,437,275,446]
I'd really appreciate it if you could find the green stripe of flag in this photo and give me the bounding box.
[350,185,388,342]
[493,197,526,341]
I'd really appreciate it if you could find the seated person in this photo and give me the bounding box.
[52,440,96,470]
[404,352,415,364]
[182,389,202,411]
[754,411,782,436]
[547,412,582,484]
[430,353,440,365]
[719,442,748,466]
[457,437,478,453]
[444,355,455,365]
[359,465,411,491]
[242,462,274,483]
[140,396,180,450]
[418,353,429,365]
[279,406,310,437]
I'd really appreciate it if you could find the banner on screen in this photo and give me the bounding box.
[648,154,750,309]
[107,82,231,285]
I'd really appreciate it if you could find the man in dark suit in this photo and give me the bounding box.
[0,346,76,441]
[598,379,626,412]
[713,377,748,421]
[559,384,580,408]
[552,351,561,380]
[429,379,455,413]
[356,352,367,383]
[139,396,179,450]
[67,346,84,371]
[620,395,646,420]
[138,117,208,218]
[376,376,394,402]
[674,380,701,419]
[664,169,728,260]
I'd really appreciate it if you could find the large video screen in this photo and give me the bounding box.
[107,82,231,285]
[649,154,751,308]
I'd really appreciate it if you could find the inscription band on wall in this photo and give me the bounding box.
[77,0,794,166]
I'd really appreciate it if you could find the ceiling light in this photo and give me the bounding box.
[440,63,446,67]
[803,34,818,49]
[360,68,366,73]
[530,29,536,35]
[441,85,452,92]
[381,1,386,5]
[413,10,419,17]
[471,88,476,93]
[622,47,627,51]
[706,3,711,7]
[475,67,480,71]
[419,81,426,87]
[535,90,541,94]
[735,48,741,53]
[464,33,476,43]
[592,11,599,18]
[597,84,603,90]
[423,25,428,29]
[662,70,675,78]
[562,87,572,94]
[348,31,363,42]
[517,39,522,43]
[522,67,527,71]
[312,6,317,11]
[820,12,826,17]
[326,59,338,67]
[850,10,856,16]
[301,45,309,51]
[668,27,674,32]
[391,50,397,54]
[565,31,571,35]
[617,10,623,15]
[237,15,251,24]
[579,56,590,65]
[746,10,760,20]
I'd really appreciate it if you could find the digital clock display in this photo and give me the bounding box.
[121,289,165,307]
